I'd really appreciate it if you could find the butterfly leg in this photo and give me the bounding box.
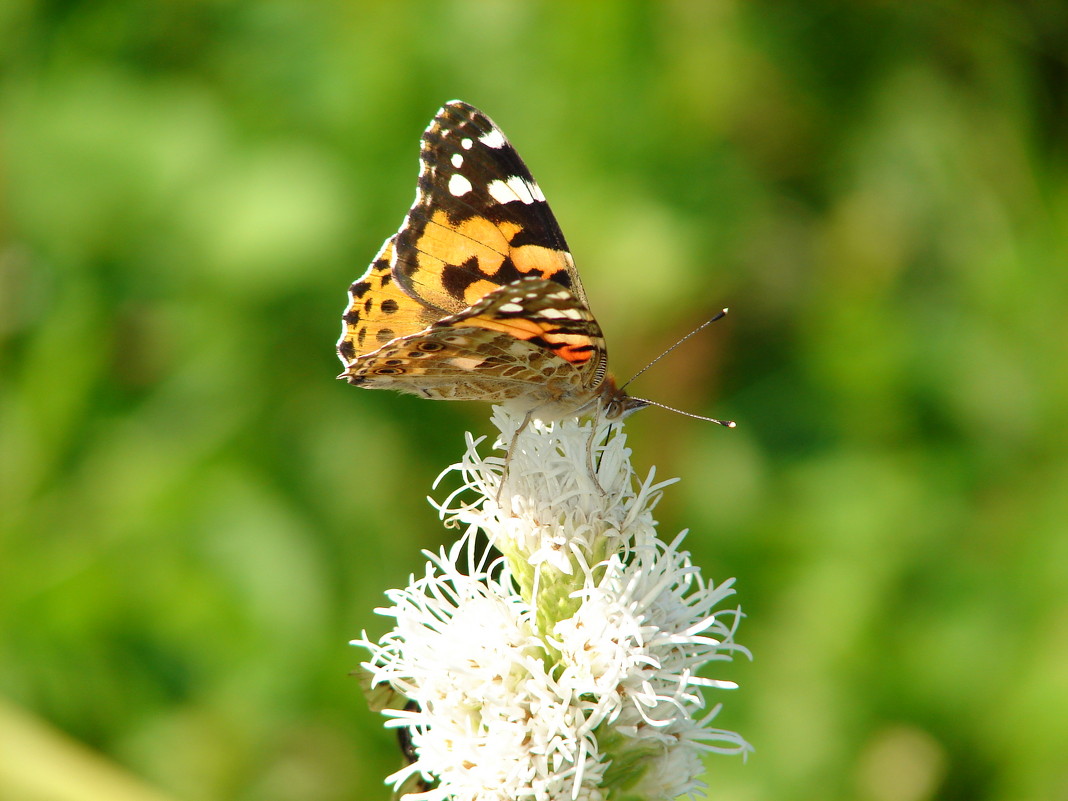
[496,409,536,506]
[584,422,608,498]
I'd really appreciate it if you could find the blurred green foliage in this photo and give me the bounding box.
[2,2,1067,800]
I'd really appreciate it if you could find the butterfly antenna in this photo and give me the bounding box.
[630,397,736,428]
[619,308,729,391]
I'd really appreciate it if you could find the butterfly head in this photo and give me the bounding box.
[598,376,651,421]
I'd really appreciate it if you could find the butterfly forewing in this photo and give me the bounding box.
[393,101,587,312]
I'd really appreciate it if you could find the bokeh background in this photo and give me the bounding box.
[3,2,1067,800]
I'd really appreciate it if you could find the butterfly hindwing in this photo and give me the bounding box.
[343,278,607,410]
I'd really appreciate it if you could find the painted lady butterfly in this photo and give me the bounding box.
[336,100,648,422]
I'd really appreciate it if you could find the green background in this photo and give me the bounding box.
[3,2,1067,800]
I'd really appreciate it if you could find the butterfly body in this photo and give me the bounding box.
[338,101,647,422]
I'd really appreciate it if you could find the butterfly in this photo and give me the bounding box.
[336,100,650,423]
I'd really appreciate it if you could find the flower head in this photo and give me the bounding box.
[354,408,750,800]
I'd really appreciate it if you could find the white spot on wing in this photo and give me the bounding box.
[487,180,512,205]
[451,153,463,168]
[487,175,545,205]
[517,175,546,202]
[448,173,473,196]
[498,302,524,313]
[461,137,473,150]
[480,127,507,149]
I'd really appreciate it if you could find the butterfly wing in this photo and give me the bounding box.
[392,101,588,313]
[337,237,440,366]
[343,277,609,417]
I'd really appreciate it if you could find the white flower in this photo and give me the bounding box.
[354,408,750,800]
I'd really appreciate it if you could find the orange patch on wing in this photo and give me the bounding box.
[415,211,571,296]
[462,278,503,306]
[512,243,573,282]
[552,340,595,365]
[417,211,518,276]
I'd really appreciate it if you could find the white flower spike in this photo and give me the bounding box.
[354,408,750,800]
